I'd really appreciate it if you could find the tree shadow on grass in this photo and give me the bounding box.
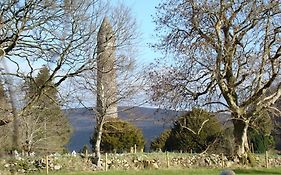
[234,169,281,174]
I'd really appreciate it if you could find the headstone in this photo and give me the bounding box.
[14,150,21,160]
[71,150,77,157]
[30,152,35,157]
[54,152,61,157]
[54,164,62,170]
[220,169,236,175]
[14,150,19,157]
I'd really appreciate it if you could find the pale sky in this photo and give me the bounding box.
[5,1,162,73]
[2,1,164,108]
[114,0,163,65]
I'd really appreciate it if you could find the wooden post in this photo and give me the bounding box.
[265,151,269,168]
[84,149,88,163]
[166,152,169,168]
[221,153,224,168]
[46,155,49,174]
[85,149,88,159]
[105,153,108,171]
[134,144,137,154]
[251,143,254,153]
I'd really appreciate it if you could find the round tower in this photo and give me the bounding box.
[96,17,118,119]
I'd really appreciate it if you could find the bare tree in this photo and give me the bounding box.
[18,66,72,154]
[0,0,111,104]
[0,0,108,150]
[71,5,141,167]
[149,0,281,160]
[0,0,142,159]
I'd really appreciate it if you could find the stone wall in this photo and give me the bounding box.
[103,153,281,170]
[1,152,281,174]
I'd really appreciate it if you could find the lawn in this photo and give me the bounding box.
[27,168,281,175]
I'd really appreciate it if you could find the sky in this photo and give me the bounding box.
[1,0,164,108]
[113,0,163,65]
[5,0,163,73]
[68,0,164,108]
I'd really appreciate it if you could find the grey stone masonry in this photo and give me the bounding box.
[96,17,118,119]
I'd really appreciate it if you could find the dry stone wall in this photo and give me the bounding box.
[1,152,281,174]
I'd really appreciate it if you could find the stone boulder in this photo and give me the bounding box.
[220,169,236,175]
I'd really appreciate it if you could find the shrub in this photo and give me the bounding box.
[215,127,235,156]
[79,144,89,154]
[93,118,145,153]
[248,112,275,153]
[164,108,222,153]
[248,128,275,153]
[150,129,171,152]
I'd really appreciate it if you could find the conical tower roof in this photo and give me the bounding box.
[98,16,114,39]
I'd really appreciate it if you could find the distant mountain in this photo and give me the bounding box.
[64,107,182,151]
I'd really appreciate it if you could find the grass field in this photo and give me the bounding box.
[27,168,281,175]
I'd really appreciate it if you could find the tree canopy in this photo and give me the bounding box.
[149,0,281,159]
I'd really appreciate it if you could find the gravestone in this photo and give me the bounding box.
[220,169,236,175]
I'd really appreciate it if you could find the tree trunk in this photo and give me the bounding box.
[232,119,250,161]
[93,122,103,168]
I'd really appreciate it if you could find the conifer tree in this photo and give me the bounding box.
[20,66,71,153]
[0,81,13,151]
[0,81,11,125]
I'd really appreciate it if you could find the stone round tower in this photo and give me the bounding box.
[96,17,118,118]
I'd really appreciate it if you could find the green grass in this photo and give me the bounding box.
[27,167,281,175]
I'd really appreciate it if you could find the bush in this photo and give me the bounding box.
[93,118,145,153]
[164,108,222,153]
[215,127,235,156]
[248,113,275,153]
[150,129,171,152]
[79,144,89,154]
[248,128,275,153]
